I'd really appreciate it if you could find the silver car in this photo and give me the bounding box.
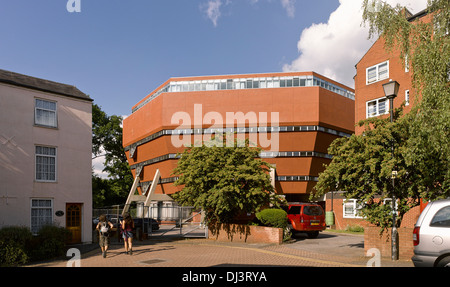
[412,198,450,267]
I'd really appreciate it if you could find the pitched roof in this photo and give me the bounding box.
[354,9,430,68]
[0,69,92,102]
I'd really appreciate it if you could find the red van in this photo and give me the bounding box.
[287,202,326,238]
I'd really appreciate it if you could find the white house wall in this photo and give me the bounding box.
[0,82,92,243]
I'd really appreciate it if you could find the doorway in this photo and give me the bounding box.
[66,203,82,244]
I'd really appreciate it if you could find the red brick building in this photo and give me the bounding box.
[326,9,432,231]
[354,10,431,135]
[122,72,354,210]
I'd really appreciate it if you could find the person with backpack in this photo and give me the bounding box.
[96,214,114,258]
[120,213,135,255]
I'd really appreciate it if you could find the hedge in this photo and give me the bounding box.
[255,208,288,229]
[0,225,72,266]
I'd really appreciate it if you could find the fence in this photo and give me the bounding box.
[93,203,207,239]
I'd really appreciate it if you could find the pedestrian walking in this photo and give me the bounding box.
[96,215,114,258]
[120,213,135,255]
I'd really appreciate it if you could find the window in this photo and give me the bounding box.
[286,77,293,87]
[405,56,409,73]
[35,99,57,128]
[366,61,389,84]
[35,146,57,182]
[343,199,363,218]
[405,90,410,106]
[303,206,323,216]
[288,206,301,215]
[133,75,356,113]
[383,198,399,215]
[430,206,450,228]
[220,80,226,90]
[31,199,53,234]
[366,97,388,118]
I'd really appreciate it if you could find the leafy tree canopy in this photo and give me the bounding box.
[362,0,449,195]
[172,136,284,224]
[313,0,449,229]
[92,104,133,207]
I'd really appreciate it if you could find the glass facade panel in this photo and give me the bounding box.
[132,74,355,113]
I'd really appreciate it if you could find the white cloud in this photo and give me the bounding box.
[251,0,296,17]
[201,0,223,27]
[202,0,296,27]
[281,0,296,18]
[92,146,109,179]
[282,0,428,88]
[93,114,129,179]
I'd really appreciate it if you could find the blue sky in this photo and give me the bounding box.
[0,0,427,118]
[0,0,337,117]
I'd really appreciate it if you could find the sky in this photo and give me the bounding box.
[0,0,428,177]
[0,0,428,117]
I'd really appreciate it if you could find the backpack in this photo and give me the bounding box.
[100,221,110,235]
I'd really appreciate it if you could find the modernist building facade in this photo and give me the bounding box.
[0,69,93,244]
[123,72,355,208]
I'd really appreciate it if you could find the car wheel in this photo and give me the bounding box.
[287,224,297,237]
[307,231,319,239]
[436,256,450,267]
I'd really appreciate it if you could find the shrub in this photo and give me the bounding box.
[0,240,29,267]
[0,226,33,248]
[345,225,364,233]
[29,225,72,262]
[0,226,32,266]
[255,208,288,229]
[0,225,72,264]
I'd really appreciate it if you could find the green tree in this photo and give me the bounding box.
[362,0,449,199]
[92,104,133,207]
[312,107,422,229]
[312,0,449,229]
[172,136,283,224]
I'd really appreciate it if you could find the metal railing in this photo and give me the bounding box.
[93,204,208,240]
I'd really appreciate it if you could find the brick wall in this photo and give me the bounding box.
[325,196,421,229]
[364,226,414,260]
[208,223,283,244]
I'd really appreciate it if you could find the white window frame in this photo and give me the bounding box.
[405,90,410,106]
[366,61,389,85]
[405,56,410,73]
[30,198,53,234]
[383,198,399,215]
[35,146,57,182]
[35,98,58,128]
[366,96,389,118]
[343,199,364,219]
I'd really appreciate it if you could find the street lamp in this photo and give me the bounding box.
[382,80,400,261]
[383,80,400,121]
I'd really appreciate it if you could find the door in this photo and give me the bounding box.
[66,203,82,244]
[287,205,302,230]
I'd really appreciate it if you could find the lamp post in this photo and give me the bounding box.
[382,80,400,261]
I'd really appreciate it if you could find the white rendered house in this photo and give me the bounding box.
[0,69,93,244]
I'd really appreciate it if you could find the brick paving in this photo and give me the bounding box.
[26,233,413,268]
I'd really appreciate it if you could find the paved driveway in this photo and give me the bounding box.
[26,229,414,268]
[288,231,365,258]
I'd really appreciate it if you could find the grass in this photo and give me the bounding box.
[325,225,365,235]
